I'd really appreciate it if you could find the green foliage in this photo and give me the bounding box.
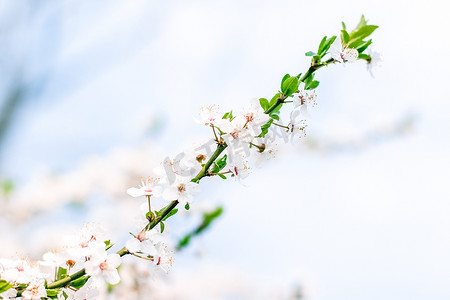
[56,267,67,281]
[162,208,178,221]
[341,29,350,44]
[343,15,378,54]
[185,203,190,210]
[70,276,90,289]
[315,35,337,61]
[222,110,234,120]
[177,206,224,250]
[303,73,320,90]
[211,155,227,174]
[160,221,165,233]
[358,53,371,61]
[178,234,192,249]
[305,51,316,56]
[258,119,274,138]
[46,288,62,299]
[281,75,299,97]
[259,98,269,111]
[0,280,13,293]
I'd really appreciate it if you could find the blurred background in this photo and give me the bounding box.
[0,0,449,299]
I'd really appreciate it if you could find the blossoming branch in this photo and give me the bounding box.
[0,15,380,300]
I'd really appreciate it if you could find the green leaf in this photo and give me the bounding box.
[281,73,290,86]
[296,73,302,79]
[259,98,269,111]
[356,39,372,53]
[320,36,337,58]
[349,25,378,42]
[341,30,350,45]
[222,110,234,120]
[258,118,274,138]
[56,267,67,281]
[211,154,227,173]
[305,80,319,90]
[70,276,90,289]
[341,21,347,31]
[62,291,69,299]
[195,207,224,235]
[185,203,190,210]
[353,15,367,33]
[162,208,178,221]
[305,51,316,56]
[348,39,366,49]
[177,233,192,248]
[269,113,280,121]
[160,221,165,233]
[358,53,371,61]
[281,76,299,97]
[269,92,282,107]
[218,174,227,179]
[303,72,314,86]
[46,288,62,299]
[0,280,13,293]
[317,36,327,55]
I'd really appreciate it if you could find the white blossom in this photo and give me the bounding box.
[330,37,358,63]
[195,105,220,126]
[292,82,317,117]
[287,110,307,139]
[127,176,162,198]
[162,176,201,206]
[125,229,162,256]
[21,279,47,300]
[85,253,121,285]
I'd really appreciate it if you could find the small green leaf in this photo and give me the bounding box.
[46,289,62,299]
[306,80,319,90]
[222,110,234,120]
[349,25,378,42]
[56,267,67,281]
[218,174,227,179]
[259,98,269,111]
[269,92,282,107]
[341,21,347,31]
[281,76,299,97]
[258,119,274,138]
[296,73,302,79]
[348,39,366,49]
[281,73,290,86]
[162,208,178,221]
[0,280,13,293]
[177,234,192,249]
[185,203,190,210]
[341,30,350,45]
[70,276,90,289]
[160,222,165,233]
[358,53,371,61]
[356,39,372,53]
[317,36,327,55]
[63,291,68,299]
[269,113,280,121]
[320,36,337,58]
[211,154,227,173]
[305,51,316,56]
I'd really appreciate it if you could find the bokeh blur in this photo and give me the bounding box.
[1,0,449,299]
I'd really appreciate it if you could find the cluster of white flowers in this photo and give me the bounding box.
[0,224,121,299]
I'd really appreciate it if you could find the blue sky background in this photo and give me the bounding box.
[1,0,449,299]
